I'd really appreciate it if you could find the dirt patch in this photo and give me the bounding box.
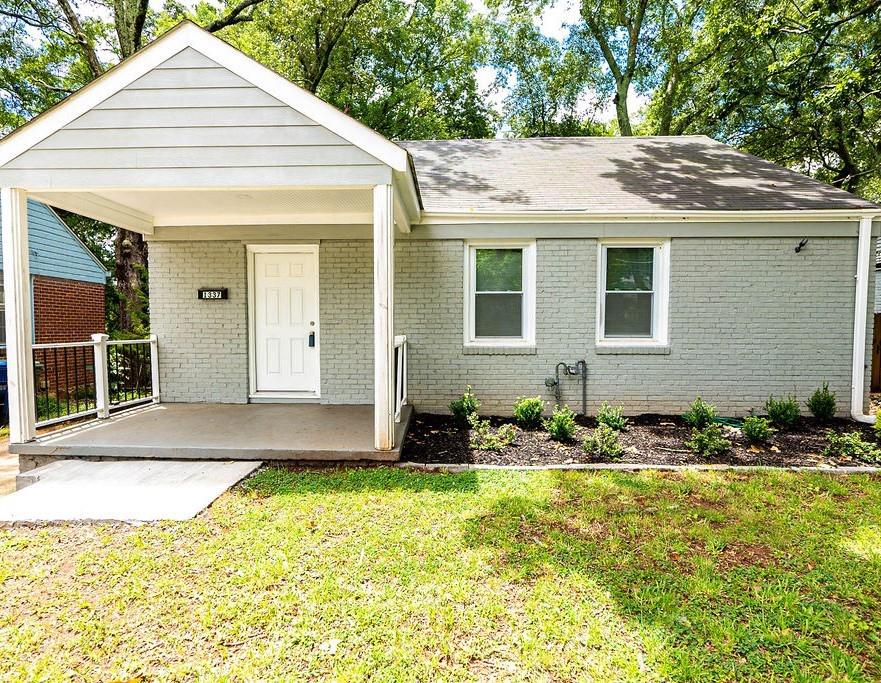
[714,542,777,570]
[402,412,879,468]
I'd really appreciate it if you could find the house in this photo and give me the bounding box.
[0,199,107,413]
[0,199,106,347]
[0,21,878,466]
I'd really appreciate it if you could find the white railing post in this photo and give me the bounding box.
[149,333,160,402]
[394,335,407,423]
[91,333,110,419]
[2,187,36,443]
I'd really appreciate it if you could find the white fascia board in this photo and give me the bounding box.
[153,211,371,227]
[418,208,881,225]
[31,191,154,234]
[0,21,411,177]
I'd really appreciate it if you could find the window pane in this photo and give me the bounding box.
[605,292,653,337]
[476,249,522,291]
[475,293,522,337]
[606,248,653,291]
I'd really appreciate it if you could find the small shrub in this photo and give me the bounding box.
[467,413,517,451]
[582,423,623,458]
[741,415,774,445]
[596,401,628,431]
[685,424,731,457]
[544,405,577,442]
[822,430,881,463]
[683,396,717,429]
[874,412,881,441]
[765,395,801,428]
[513,396,545,429]
[806,383,836,420]
[449,386,480,424]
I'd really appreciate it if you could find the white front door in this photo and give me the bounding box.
[253,250,320,393]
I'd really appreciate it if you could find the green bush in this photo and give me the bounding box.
[582,423,623,458]
[765,395,801,428]
[449,386,480,424]
[741,415,774,445]
[683,396,717,429]
[806,383,836,420]
[874,413,881,441]
[544,405,577,442]
[685,424,731,457]
[467,413,517,451]
[512,396,545,429]
[822,430,881,463]
[596,401,628,431]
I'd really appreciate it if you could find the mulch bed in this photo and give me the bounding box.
[401,412,880,467]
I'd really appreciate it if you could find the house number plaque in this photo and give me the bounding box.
[198,288,228,300]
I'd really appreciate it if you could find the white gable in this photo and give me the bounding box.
[0,23,411,191]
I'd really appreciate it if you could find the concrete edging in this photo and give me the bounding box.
[397,461,881,475]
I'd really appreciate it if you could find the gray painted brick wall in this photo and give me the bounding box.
[396,237,871,416]
[320,240,373,403]
[148,241,248,403]
[148,235,872,417]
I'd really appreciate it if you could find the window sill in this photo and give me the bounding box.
[595,344,671,355]
[464,345,537,355]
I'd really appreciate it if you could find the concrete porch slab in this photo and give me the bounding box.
[11,403,412,464]
[0,459,260,522]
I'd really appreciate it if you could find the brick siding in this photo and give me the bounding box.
[147,235,873,417]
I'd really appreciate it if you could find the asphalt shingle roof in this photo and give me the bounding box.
[400,135,879,214]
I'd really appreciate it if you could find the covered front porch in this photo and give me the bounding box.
[0,22,423,459]
[13,403,413,466]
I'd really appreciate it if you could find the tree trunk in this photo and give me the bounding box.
[114,229,148,334]
[614,79,633,136]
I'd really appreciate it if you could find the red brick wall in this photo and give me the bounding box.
[31,276,105,401]
[32,275,105,344]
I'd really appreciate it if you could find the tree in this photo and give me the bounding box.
[672,0,881,199]
[489,11,609,137]
[215,0,494,139]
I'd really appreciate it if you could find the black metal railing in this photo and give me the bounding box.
[31,342,98,426]
[107,340,154,408]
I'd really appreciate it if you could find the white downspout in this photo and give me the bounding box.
[851,216,877,423]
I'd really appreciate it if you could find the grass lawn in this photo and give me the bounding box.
[1,468,880,681]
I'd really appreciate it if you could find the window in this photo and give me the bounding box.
[598,241,669,345]
[465,242,535,346]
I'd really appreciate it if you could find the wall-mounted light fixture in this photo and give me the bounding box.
[794,238,809,253]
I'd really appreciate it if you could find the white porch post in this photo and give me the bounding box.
[1,187,36,443]
[373,184,395,450]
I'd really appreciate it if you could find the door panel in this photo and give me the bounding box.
[254,251,319,393]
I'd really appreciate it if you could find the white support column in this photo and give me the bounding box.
[373,184,395,450]
[91,333,110,419]
[1,187,35,443]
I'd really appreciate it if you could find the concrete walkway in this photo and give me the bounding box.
[0,459,260,522]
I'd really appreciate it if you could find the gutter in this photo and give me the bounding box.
[851,215,879,423]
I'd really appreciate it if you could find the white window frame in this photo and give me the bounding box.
[596,239,670,347]
[464,240,536,347]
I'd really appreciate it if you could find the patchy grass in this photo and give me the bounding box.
[1,468,880,681]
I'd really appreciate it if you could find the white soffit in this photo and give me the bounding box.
[94,187,373,226]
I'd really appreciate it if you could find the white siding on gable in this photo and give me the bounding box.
[0,48,391,189]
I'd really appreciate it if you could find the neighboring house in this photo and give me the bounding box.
[0,200,107,404]
[0,21,878,463]
[0,199,107,346]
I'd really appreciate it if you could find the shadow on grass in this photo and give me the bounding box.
[462,470,881,679]
[239,465,480,496]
